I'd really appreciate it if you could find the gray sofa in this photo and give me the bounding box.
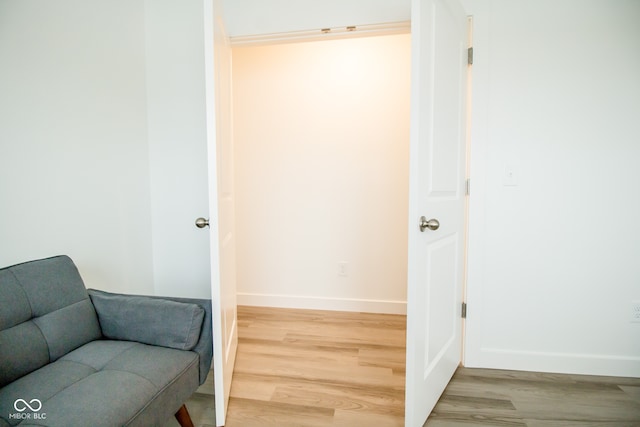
[0,255,213,427]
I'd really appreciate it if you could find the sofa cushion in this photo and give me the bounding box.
[89,289,205,351]
[0,322,49,388]
[0,256,102,387]
[0,270,31,330]
[8,256,88,317]
[0,360,97,420]
[33,299,103,361]
[0,340,200,427]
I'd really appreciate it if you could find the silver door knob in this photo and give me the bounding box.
[419,216,440,232]
[195,217,210,228]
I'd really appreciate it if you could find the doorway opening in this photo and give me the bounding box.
[231,33,412,315]
[206,3,472,424]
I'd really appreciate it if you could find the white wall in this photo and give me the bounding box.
[233,34,411,313]
[145,0,213,298]
[0,0,154,294]
[0,0,213,299]
[222,0,411,37]
[464,0,640,377]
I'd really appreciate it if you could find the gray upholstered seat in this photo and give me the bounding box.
[0,256,212,427]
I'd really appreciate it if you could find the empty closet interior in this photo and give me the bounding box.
[231,33,411,314]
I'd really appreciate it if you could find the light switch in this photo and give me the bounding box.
[503,164,518,186]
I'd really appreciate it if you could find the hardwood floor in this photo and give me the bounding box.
[225,306,406,426]
[426,367,640,427]
[169,307,640,427]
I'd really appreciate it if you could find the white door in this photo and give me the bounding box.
[405,0,468,425]
[204,1,238,425]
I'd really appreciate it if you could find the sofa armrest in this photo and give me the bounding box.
[88,289,213,385]
[158,295,213,386]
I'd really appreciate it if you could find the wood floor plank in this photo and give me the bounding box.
[425,415,528,427]
[270,382,404,416]
[525,421,640,427]
[234,338,358,365]
[182,392,216,426]
[332,409,404,427]
[427,367,640,427]
[511,391,640,423]
[225,397,335,427]
[619,385,640,402]
[226,306,407,426]
[358,346,406,373]
[233,353,401,389]
[172,308,640,427]
[426,393,526,427]
[444,369,640,423]
[229,372,279,401]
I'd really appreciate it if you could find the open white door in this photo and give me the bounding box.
[405,0,468,425]
[204,1,238,425]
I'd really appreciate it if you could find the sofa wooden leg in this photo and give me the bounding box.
[175,404,195,427]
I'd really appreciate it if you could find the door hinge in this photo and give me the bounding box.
[465,178,470,196]
[467,47,474,65]
[461,302,467,319]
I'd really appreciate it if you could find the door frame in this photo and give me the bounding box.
[461,14,473,367]
[203,4,473,426]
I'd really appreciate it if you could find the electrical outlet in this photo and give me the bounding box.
[632,301,640,323]
[338,262,348,277]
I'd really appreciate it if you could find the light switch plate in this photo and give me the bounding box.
[503,164,518,186]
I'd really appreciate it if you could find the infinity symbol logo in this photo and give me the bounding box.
[14,399,42,412]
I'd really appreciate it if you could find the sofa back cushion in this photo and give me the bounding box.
[0,255,101,387]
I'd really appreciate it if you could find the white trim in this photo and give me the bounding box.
[237,292,407,315]
[465,348,640,378]
[230,21,411,47]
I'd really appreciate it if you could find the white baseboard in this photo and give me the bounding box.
[465,347,640,378]
[236,292,407,315]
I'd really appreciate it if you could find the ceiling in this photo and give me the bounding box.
[221,0,412,37]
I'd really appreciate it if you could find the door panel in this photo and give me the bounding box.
[144,0,213,299]
[204,0,238,425]
[406,0,467,425]
[425,235,458,368]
